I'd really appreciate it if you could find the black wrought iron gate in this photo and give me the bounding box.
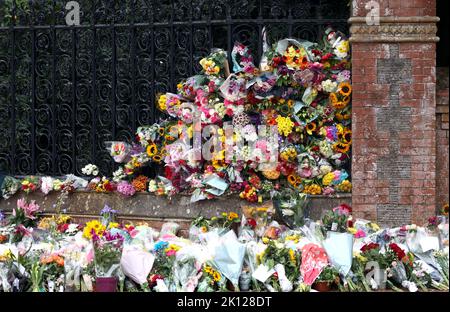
[0,0,349,176]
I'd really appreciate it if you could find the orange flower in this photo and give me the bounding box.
[132,175,149,192]
[55,256,64,267]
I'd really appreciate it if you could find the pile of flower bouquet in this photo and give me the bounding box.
[1,199,448,292]
[0,27,352,204]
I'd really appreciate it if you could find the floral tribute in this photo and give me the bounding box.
[1,28,351,205]
[1,202,448,292]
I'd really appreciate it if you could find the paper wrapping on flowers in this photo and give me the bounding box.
[0,263,12,292]
[172,250,203,292]
[220,74,248,102]
[105,141,132,163]
[190,174,229,203]
[389,261,408,285]
[323,231,353,276]
[274,263,293,292]
[252,263,276,283]
[93,238,124,278]
[1,176,21,199]
[210,230,246,287]
[275,38,315,64]
[300,243,328,285]
[121,246,155,285]
[407,228,440,254]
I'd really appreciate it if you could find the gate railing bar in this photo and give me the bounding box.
[111,3,117,170]
[9,0,17,174]
[0,18,348,31]
[226,4,232,62]
[130,0,137,132]
[188,0,193,76]
[71,19,77,174]
[257,0,262,62]
[51,0,57,175]
[30,1,37,174]
[169,0,175,91]
[91,0,97,166]
[149,0,155,124]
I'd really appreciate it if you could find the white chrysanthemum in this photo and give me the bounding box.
[321,79,338,93]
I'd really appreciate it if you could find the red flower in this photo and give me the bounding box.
[57,223,69,233]
[389,243,406,260]
[321,53,333,62]
[361,242,380,253]
[149,274,164,287]
[247,218,257,229]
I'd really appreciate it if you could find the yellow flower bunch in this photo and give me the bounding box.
[283,46,308,69]
[108,222,119,229]
[200,58,220,76]
[56,214,71,224]
[336,180,352,192]
[336,40,350,55]
[354,251,368,263]
[165,244,181,253]
[276,115,294,137]
[228,212,239,221]
[303,184,322,195]
[289,249,296,264]
[280,147,297,161]
[0,249,13,262]
[285,234,300,244]
[82,220,106,239]
[158,94,167,111]
[322,172,335,186]
[204,265,222,282]
[38,216,56,230]
[369,222,380,232]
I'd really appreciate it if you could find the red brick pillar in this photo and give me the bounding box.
[349,1,439,226]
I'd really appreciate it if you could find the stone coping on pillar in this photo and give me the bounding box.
[348,16,440,42]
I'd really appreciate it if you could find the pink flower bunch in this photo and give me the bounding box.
[116,181,136,197]
[15,198,40,220]
[332,203,352,216]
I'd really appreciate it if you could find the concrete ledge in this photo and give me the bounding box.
[0,191,351,222]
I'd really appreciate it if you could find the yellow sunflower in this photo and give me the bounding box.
[152,155,162,163]
[333,142,350,154]
[338,82,352,97]
[146,143,158,157]
[306,122,317,135]
[213,271,221,282]
[287,174,297,186]
[342,129,352,144]
[228,212,239,221]
[332,101,347,110]
[329,93,338,104]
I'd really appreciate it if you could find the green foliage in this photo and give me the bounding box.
[317,265,339,282]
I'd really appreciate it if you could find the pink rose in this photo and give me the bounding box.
[299,168,312,178]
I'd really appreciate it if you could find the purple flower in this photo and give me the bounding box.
[101,204,117,215]
[0,210,4,221]
[130,143,145,156]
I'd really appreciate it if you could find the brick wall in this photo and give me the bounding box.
[436,67,449,209]
[350,0,439,227]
